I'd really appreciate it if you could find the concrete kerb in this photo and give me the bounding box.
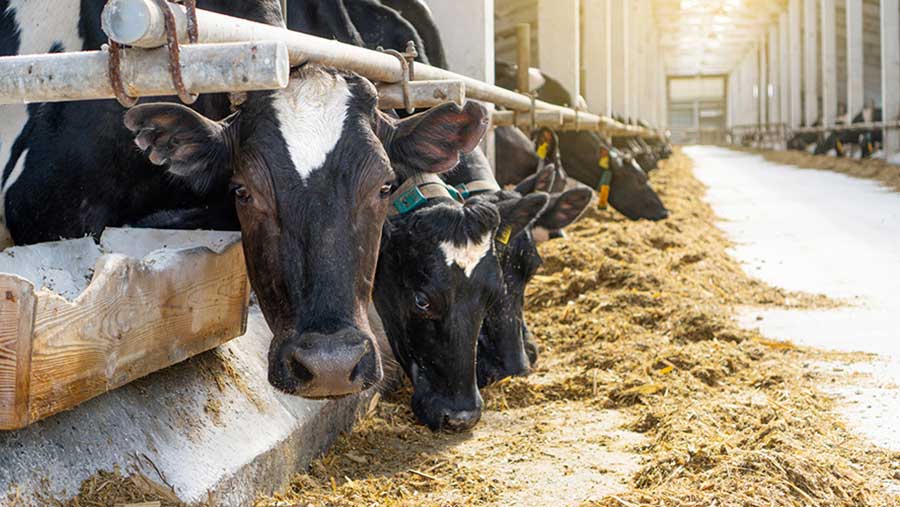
[0,307,374,506]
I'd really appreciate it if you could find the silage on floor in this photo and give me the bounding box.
[37,149,898,507]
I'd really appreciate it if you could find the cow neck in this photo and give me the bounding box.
[389,173,464,217]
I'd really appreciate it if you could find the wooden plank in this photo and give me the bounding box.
[26,240,249,424]
[846,0,864,117]
[0,276,35,430]
[822,0,837,127]
[882,0,900,156]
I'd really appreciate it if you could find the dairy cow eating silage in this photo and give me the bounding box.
[0,0,487,400]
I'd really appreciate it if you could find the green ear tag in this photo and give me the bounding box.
[455,183,471,199]
[393,186,427,215]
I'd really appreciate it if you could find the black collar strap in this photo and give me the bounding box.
[455,179,501,199]
[389,173,464,217]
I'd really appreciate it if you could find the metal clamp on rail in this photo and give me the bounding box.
[106,40,138,108]
[378,41,418,114]
[106,0,199,107]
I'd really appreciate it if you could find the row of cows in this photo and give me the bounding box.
[0,0,671,432]
[743,105,885,159]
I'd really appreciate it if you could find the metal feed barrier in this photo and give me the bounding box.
[728,121,900,151]
[0,0,654,138]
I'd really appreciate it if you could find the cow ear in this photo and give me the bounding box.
[390,101,489,174]
[537,187,592,231]
[534,163,557,192]
[514,164,555,195]
[124,103,239,195]
[497,192,549,240]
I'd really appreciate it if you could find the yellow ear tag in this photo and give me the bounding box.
[497,225,513,245]
[598,185,610,210]
[836,140,843,152]
[536,142,549,160]
[599,155,610,169]
[868,142,874,153]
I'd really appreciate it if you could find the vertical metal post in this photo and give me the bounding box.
[881,0,900,156]
[821,0,836,127]
[846,0,863,118]
[537,0,580,104]
[759,37,767,128]
[516,23,531,93]
[427,0,496,166]
[803,0,819,126]
[768,23,779,131]
[789,0,803,128]
[779,12,791,129]
[610,0,629,117]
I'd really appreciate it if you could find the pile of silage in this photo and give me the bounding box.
[42,148,898,507]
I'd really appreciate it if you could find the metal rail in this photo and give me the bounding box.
[100,0,655,137]
[730,121,900,135]
[0,41,289,105]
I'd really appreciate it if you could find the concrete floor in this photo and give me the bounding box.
[687,146,900,451]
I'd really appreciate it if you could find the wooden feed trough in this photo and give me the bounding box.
[0,228,250,431]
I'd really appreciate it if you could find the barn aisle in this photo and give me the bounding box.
[688,146,900,451]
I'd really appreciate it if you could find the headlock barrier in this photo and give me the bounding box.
[0,0,655,138]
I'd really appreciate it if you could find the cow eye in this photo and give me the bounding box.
[231,184,251,204]
[414,292,430,312]
[380,181,396,198]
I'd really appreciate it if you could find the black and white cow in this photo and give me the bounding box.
[495,62,669,221]
[814,107,883,158]
[442,148,592,387]
[370,103,517,432]
[1,1,487,400]
[495,125,667,221]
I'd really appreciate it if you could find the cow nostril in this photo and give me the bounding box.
[290,350,315,385]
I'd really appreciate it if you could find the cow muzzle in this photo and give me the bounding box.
[269,328,382,399]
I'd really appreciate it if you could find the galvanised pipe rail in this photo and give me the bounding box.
[101,0,655,137]
[0,41,289,105]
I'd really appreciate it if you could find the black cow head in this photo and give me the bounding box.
[607,147,668,221]
[476,185,592,387]
[560,133,668,221]
[375,189,503,432]
[124,65,488,399]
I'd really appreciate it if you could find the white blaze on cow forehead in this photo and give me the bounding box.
[273,71,352,181]
[440,233,493,278]
[7,0,84,56]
